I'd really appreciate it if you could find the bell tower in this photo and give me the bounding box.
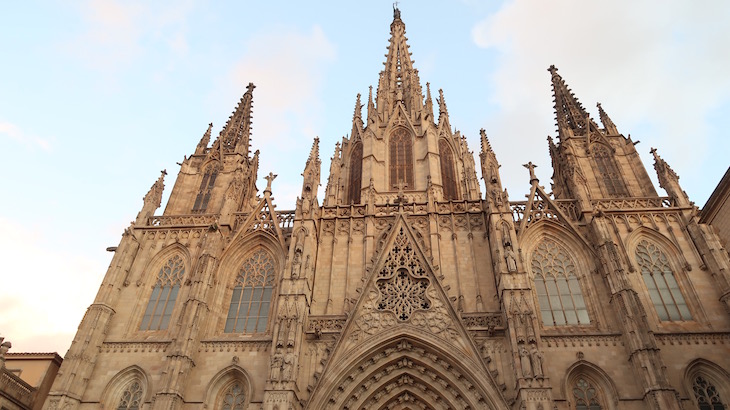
[325,7,481,206]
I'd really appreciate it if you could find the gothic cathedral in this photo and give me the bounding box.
[44,8,730,410]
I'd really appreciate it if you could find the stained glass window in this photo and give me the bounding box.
[573,378,602,410]
[225,249,276,333]
[117,380,143,410]
[389,128,413,190]
[531,240,589,326]
[592,145,628,197]
[693,376,726,410]
[193,164,219,213]
[439,139,458,200]
[634,240,691,321]
[348,143,363,204]
[140,255,185,331]
[221,381,246,410]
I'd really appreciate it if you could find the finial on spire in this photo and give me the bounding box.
[196,123,213,155]
[353,93,362,120]
[480,128,492,153]
[523,162,539,183]
[393,2,401,20]
[264,172,277,196]
[549,65,594,139]
[308,137,320,163]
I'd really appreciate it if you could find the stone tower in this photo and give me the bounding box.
[44,7,730,410]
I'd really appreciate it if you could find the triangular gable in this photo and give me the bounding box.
[518,182,592,250]
[231,194,285,248]
[385,101,416,133]
[306,214,509,409]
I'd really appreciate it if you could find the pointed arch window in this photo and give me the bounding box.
[193,164,219,213]
[117,380,143,410]
[531,239,589,326]
[389,128,414,190]
[439,139,458,200]
[693,376,726,410]
[634,239,691,321]
[573,378,602,410]
[140,255,185,331]
[348,142,363,204]
[221,381,246,410]
[225,249,276,333]
[591,145,627,197]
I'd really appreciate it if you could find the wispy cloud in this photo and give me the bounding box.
[68,0,195,75]
[471,0,730,197]
[0,120,52,151]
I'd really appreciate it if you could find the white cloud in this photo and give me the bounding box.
[0,218,103,354]
[471,0,730,198]
[220,25,336,209]
[69,0,194,73]
[0,120,52,151]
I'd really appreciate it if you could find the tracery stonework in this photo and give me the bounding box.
[44,7,730,410]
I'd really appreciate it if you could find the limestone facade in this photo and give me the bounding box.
[44,8,730,410]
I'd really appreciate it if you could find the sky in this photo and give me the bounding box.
[1,0,729,355]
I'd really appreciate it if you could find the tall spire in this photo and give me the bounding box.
[217,82,255,156]
[301,137,321,204]
[549,65,595,139]
[352,93,363,137]
[437,88,450,129]
[136,170,166,225]
[376,6,422,115]
[651,147,689,207]
[424,82,434,120]
[597,102,618,135]
[195,123,212,155]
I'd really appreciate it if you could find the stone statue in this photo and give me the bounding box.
[519,346,532,379]
[270,352,283,381]
[531,346,544,378]
[505,245,517,272]
[282,351,296,381]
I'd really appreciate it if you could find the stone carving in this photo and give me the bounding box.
[505,245,517,272]
[270,351,283,381]
[519,345,532,379]
[530,346,544,378]
[281,351,296,381]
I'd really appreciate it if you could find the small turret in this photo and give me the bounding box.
[597,103,618,135]
[195,123,212,155]
[136,170,166,225]
[652,148,690,207]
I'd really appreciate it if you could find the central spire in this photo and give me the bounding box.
[376,6,424,116]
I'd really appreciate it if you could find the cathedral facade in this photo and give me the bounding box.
[44,9,730,410]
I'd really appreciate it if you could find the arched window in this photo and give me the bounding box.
[573,377,603,410]
[531,239,589,326]
[140,255,185,331]
[389,128,413,190]
[693,376,726,410]
[221,381,246,410]
[591,145,627,197]
[348,142,363,204]
[634,239,691,321]
[117,380,143,410]
[439,139,458,200]
[225,249,276,333]
[193,164,219,213]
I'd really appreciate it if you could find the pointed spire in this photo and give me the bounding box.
[352,93,363,137]
[301,137,321,204]
[306,137,320,169]
[424,82,434,119]
[136,170,166,225]
[144,170,167,208]
[376,6,422,115]
[437,88,448,116]
[549,65,595,139]
[480,128,493,154]
[217,82,255,156]
[597,102,618,135]
[651,147,689,206]
[195,123,212,155]
[366,85,376,124]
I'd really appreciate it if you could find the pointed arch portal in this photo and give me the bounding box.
[307,333,507,410]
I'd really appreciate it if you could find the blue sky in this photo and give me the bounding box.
[1,0,728,354]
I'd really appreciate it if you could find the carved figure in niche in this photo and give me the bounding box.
[514,313,526,344]
[530,346,544,378]
[491,186,503,208]
[270,352,283,381]
[505,245,517,272]
[526,314,536,344]
[291,247,302,279]
[519,346,533,379]
[281,351,296,381]
[287,317,297,347]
